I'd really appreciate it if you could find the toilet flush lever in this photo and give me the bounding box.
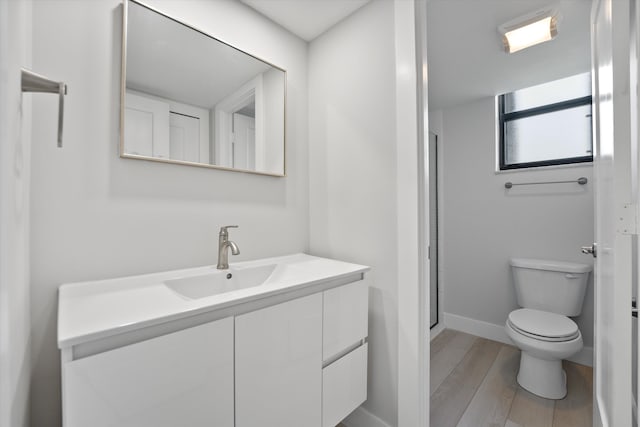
[581,243,597,258]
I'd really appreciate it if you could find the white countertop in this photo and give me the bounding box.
[58,253,369,349]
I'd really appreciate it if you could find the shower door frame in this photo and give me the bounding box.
[428,131,439,330]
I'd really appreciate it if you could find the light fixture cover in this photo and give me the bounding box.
[499,7,560,53]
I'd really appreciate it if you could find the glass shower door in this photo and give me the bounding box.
[429,132,439,328]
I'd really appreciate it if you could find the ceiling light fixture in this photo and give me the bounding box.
[498,7,561,54]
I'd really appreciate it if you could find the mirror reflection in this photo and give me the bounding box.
[121,0,286,176]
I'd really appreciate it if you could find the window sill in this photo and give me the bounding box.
[494,161,593,175]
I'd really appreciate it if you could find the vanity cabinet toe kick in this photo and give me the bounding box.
[60,278,368,427]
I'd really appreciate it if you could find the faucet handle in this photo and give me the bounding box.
[219,225,239,236]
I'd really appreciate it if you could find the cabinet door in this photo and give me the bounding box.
[323,281,368,361]
[63,318,234,427]
[235,293,322,427]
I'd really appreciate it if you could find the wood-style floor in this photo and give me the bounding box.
[430,329,593,427]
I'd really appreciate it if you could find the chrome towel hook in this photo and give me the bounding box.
[21,68,67,147]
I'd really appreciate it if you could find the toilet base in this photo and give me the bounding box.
[517,352,567,400]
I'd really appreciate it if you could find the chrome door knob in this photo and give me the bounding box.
[581,243,597,258]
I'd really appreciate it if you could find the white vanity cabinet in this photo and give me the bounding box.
[236,293,323,427]
[58,254,370,427]
[62,318,234,427]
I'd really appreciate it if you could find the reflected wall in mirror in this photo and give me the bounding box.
[121,0,286,176]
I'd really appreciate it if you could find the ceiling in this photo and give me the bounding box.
[127,1,273,109]
[427,0,592,110]
[241,0,371,42]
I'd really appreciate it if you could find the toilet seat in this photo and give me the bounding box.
[508,308,579,342]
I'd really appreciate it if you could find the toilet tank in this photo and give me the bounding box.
[510,258,592,316]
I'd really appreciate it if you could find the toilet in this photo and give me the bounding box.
[505,258,591,399]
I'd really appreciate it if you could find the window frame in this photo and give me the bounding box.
[498,93,594,170]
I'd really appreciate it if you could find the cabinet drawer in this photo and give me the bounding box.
[323,281,368,361]
[322,343,368,427]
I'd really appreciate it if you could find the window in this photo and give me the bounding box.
[498,72,593,170]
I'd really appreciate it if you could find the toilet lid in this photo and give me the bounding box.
[508,308,579,341]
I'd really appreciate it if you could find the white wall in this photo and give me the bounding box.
[440,97,595,350]
[0,1,32,426]
[29,1,308,425]
[263,67,285,173]
[309,1,401,425]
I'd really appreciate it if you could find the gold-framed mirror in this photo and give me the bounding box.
[121,0,287,176]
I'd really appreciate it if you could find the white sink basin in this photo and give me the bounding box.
[58,254,371,348]
[165,264,276,299]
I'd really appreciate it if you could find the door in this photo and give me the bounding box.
[169,112,200,162]
[632,1,640,423]
[591,0,634,425]
[124,91,170,158]
[233,113,256,170]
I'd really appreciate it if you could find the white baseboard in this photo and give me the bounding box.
[430,322,446,340]
[444,312,511,345]
[569,346,593,367]
[443,312,593,367]
[342,405,392,427]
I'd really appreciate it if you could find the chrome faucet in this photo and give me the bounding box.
[217,225,240,269]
